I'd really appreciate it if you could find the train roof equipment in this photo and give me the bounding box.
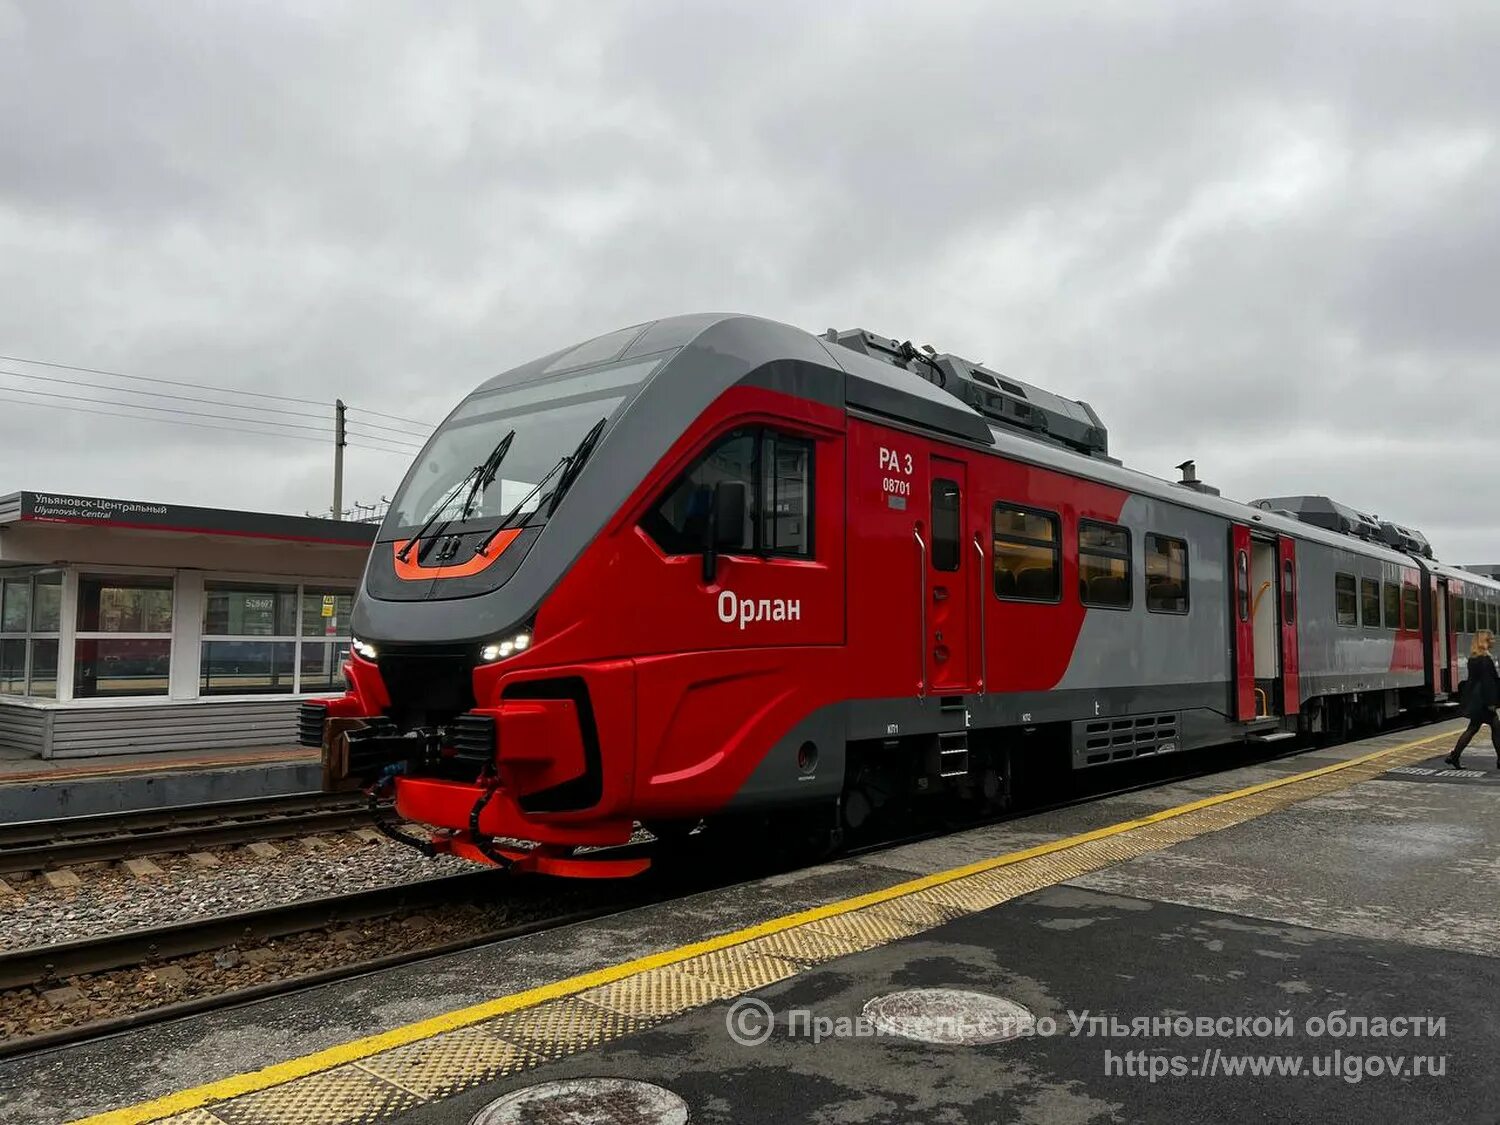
[822,328,1115,463]
[1251,496,1434,560]
[1377,520,1434,559]
[1251,495,1382,542]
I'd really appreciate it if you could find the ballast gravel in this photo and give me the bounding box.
[0,830,475,952]
[0,897,574,1041]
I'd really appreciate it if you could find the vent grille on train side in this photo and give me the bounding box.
[1072,712,1181,768]
[297,701,329,748]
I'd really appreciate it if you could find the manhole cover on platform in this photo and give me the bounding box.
[863,988,1035,1045]
[471,1077,689,1125]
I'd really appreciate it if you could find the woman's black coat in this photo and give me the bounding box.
[1463,652,1500,720]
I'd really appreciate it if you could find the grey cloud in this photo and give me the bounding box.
[1,0,1498,559]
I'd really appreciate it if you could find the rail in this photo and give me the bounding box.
[0,793,392,875]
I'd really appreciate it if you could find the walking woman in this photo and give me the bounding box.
[1446,629,1500,769]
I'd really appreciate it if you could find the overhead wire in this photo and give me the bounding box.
[343,411,434,437]
[0,393,330,445]
[351,404,438,429]
[0,352,435,458]
[344,427,424,450]
[0,353,327,407]
[0,367,331,422]
[346,440,422,458]
[0,380,336,434]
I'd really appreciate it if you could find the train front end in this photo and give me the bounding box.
[300,315,845,877]
[302,324,692,877]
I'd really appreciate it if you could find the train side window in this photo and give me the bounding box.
[1402,584,1419,631]
[1465,598,1476,632]
[1079,521,1130,608]
[1447,591,1459,634]
[759,433,813,557]
[642,429,814,558]
[1146,534,1189,614]
[992,504,1059,601]
[1362,578,1383,627]
[1282,560,1296,623]
[930,479,960,572]
[1334,574,1357,627]
[1384,583,1401,630]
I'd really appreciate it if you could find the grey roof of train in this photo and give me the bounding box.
[456,312,1500,589]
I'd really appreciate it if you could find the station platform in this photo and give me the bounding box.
[0,746,321,823]
[7,719,1497,1124]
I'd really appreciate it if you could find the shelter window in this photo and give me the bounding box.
[200,582,354,697]
[1384,583,1401,631]
[0,572,61,698]
[1146,534,1190,615]
[643,428,813,558]
[992,504,1060,601]
[74,574,174,699]
[1334,574,1357,627]
[1078,521,1130,608]
[1364,579,1383,628]
[1401,584,1419,631]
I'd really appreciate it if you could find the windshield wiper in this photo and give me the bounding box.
[396,429,515,564]
[473,417,607,557]
[545,416,607,517]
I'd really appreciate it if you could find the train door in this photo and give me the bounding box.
[1230,524,1256,719]
[1435,578,1450,694]
[926,457,972,693]
[1447,584,1461,694]
[1278,536,1300,714]
[1249,537,1281,714]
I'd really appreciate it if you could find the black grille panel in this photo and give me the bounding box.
[376,647,477,727]
[1073,712,1181,768]
[451,712,497,765]
[297,702,329,748]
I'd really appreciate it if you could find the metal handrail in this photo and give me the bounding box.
[915,527,928,698]
[973,534,987,694]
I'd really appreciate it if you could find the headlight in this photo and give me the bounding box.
[479,630,532,662]
[351,637,379,661]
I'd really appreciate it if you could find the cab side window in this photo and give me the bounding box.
[643,429,814,558]
[759,433,813,556]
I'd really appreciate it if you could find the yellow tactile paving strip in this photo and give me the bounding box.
[81,728,1452,1125]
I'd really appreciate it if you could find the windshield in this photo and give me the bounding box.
[382,353,668,541]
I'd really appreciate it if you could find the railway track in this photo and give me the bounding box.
[0,720,1447,1059]
[0,792,393,875]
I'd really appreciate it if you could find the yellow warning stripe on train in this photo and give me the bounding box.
[71,727,1453,1125]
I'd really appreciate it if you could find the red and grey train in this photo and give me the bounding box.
[302,314,1499,876]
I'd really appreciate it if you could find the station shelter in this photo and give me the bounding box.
[0,491,375,758]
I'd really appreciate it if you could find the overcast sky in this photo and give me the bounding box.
[1,2,1497,559]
